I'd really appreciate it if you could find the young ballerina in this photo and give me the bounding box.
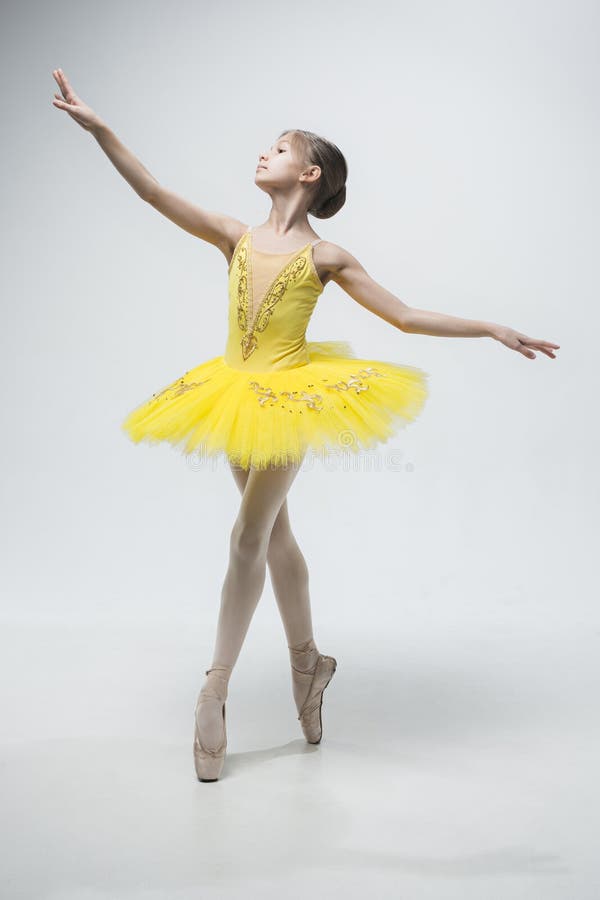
[52,68,560,782]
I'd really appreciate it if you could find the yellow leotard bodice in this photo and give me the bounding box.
[224,227,324,372]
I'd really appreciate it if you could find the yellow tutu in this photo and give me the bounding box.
[121,229,429,470]
[122,339,429,470]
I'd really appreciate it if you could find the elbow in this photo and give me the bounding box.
[141,182,162,204]
[395,307,414,333]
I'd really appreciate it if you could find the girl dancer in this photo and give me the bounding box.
[52,68,559,781]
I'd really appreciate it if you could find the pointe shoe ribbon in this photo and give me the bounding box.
[193,666,230,781]
[291,651,337,744]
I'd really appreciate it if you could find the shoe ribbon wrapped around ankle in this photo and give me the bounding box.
[196,666,231,704]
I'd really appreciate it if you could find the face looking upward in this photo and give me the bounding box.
[255,134,321,198]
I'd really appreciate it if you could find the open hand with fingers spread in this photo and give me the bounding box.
[490,324,560,360]
[51,68,102,132]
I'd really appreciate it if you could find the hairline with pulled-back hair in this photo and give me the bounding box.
[277,128,348,220]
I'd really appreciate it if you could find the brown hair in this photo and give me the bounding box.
[278,129,348,220]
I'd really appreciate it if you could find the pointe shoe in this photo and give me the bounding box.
[290,647,337,744]
[193,666,229,782]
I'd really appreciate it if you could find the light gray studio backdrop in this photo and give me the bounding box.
[1,1,598,899]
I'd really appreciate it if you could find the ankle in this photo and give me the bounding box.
[200,664,232,702]
[288,638,319,673]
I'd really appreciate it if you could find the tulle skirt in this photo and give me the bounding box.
[121,340,429,470]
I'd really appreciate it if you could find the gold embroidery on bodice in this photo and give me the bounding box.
[232,232,313,361]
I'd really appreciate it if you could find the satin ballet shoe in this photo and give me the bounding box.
[193,666,230,782]
[289,645,337,744]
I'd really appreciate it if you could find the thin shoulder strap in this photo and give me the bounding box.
[311,238,322,247]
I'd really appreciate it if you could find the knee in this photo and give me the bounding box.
[267,522,306,570]
[230,518,270,561]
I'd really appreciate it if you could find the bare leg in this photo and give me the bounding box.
[229,462,321,715]
[197,459,305,747]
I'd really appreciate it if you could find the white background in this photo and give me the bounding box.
[1,0,598,897]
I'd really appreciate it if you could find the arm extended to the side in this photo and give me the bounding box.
[52,68,559,362]
[321,246,560,360]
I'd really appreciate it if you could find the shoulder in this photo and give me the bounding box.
[312,241,359,288]
[217,218,250,264]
